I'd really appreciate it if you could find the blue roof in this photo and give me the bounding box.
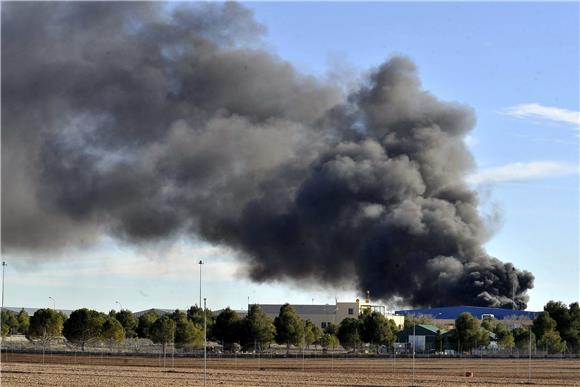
[395,306,539,320]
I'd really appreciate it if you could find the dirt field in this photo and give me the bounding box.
[1,353,579,386]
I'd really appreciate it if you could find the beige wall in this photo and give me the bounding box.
[336,301,360,322]
[262,309,337,330]
[262,300,405,330]
[300,314,336,329]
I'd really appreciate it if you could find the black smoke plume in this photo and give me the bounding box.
[1,2,534,309]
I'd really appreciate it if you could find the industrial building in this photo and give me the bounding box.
[396,324,499,353]
[396,324,446,352]
[395,305,539,321]
[259,297,404,330]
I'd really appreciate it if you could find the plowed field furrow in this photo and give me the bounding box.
[1,353,578,386]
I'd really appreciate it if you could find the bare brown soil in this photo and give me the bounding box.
[1,352,579,386]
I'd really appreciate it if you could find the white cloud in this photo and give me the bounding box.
[468,161,579,185]
[501,103,580,127]
[26,241,246,281]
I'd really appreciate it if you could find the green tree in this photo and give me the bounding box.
[171,310,203,350]
[187,305,215,339]
[241,305,275,351]
[323,322,338,336]
[481,317,494,332]
[63,309,106,351]
[149,315,176,355]
[101,316,125,350]
[493,322,509,339]
[477,328,491,348]
[213,308,242,351]
[544,301,578,352]
[187,305,204,326]
[17,309,30,334]
[513,328,537,352]
[27,308,65,347]
[498,332,515,351]
[115,310,138,338]
[304,320,322,348]
[337,318,361,351]
[570,303,580,353]
[1,310,18,336]
[274,304,304,352]
[137,310,159,338]
[319,333,340,351]
[359,310,396,346]
[533,312,557,342]
[454,313,481,352]
[493,322,515,351]
[538,330,566,354]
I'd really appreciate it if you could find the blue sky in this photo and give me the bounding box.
[4,2,578,313]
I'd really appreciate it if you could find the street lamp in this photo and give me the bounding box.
[203,297,207,387]
[48,296,55,310]
[1,261,6,354]
[198,260,203,307]
[1,261,6,312]
[115,301,123,311]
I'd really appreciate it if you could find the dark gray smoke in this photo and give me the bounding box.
[1,2,534,309]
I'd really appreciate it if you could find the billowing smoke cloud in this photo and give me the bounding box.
[1,2,533,308]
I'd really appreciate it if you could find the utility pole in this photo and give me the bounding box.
[49,296,55,310]
[412,322,416,387]
[528,325,532,383]
[1,261,6,357]
[1,261,6,312]
[204,297,207,387]
[198,260,203,308]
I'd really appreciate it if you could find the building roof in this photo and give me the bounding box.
[258,304,338,316]
[416,324,445,334]
[395,306,539,320]
[398,324,447,337]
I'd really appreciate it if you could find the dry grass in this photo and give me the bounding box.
[1,353,579,386]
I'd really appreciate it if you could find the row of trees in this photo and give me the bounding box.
[489,301,579,354]
[446,301,579,354]
[1,308,201,354]
[0,304,396,354]
[445,313,541,353]
[1,309,30,336]
[2,300,579,354]
[211,304,399,353]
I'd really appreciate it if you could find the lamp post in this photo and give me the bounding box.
[1,261,6,357]
[412,322,416,387]
[48,296,55,310]
[115,301,123,311]
[528,325,532,383]
[203,297,207,387]
[1,261,6,312]
[198,260,203,307]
